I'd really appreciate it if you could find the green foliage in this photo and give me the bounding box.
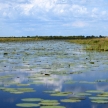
[68,38,108,51]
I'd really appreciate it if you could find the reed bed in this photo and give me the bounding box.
[0,37,43,42]
[68,38,108,51]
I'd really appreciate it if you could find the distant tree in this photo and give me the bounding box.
[27,36,30,38]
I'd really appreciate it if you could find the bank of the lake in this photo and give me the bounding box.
[68,38,108,51]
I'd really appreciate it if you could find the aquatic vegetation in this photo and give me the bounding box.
[89,94,108,104]
[86,90,104,93]
[17,88,35,92]
[68,38,108,51]
[1,87,35,94]
[89,97,108,100]
[96,79,108,82]
[64,80,76,84]
[40,106,66,108]
[75,93,91,96]
[60,99,81,102]
[91,100,108,104]
[16,103,39,107]
[97,92,108,97]
[50,92,72,96]
[17,84,30,86]
[39,100,60,106]
[22,98,43,102]
[40,100,58,103]
[0,40,108,108]
[44,91,60,94]
[79,81,96,84]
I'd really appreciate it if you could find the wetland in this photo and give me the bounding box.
[0,40,108,108]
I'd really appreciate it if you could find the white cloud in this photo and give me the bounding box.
[0,0,108,36]
[63,20,88,28]
[72,21,88,27]
[92,8,98,13]
[101,11,106,15]
[70,4,88,15]
[19,4,34,15]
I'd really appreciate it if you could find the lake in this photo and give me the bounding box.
[0,40,108,108]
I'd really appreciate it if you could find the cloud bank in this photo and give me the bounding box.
[0,0,108,36]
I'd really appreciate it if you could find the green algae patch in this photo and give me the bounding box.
[16,103,39,107]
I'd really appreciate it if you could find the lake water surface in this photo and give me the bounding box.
[0,40,108,108]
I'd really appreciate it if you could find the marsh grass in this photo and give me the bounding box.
[68,38,108,51]
[0,37,43,42]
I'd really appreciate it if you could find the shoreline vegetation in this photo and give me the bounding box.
[68,38,108,51]
[0,35,108,51]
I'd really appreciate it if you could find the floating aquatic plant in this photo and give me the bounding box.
[17,84,30,86]
[86,90,104,93]
[50,92,72,96]
[89,97,108,100]
[22,98,43,102]
[40,106,66,108]
[16,103,39,107]
[39,100,60,106]
[44,91,60,94]
[75,93,91,96]
[60,99,81,103]
[91,100,108,104]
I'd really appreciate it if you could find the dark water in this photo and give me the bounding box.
[0,40,108,108]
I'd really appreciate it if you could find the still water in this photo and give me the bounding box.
[0,40,108,108]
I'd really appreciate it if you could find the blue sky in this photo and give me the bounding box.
[0,0,108,36]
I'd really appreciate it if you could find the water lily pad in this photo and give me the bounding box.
[39,102,60,106]
[60,99,81,102]
[17,84,30,86]
[86,90,104,93]
[89,97,108,100]
[80,81,96,84]
[16,103,39,107]
[44,91,60,94]
[75,93,91,96]
[91,100,108,104]
[10,91,24,94]
[17,88,35,92]
[22,98,43,102]
[50,92,72,96]
[41,100,58,103]
[39,100,60,106]
[40,106,66,108]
